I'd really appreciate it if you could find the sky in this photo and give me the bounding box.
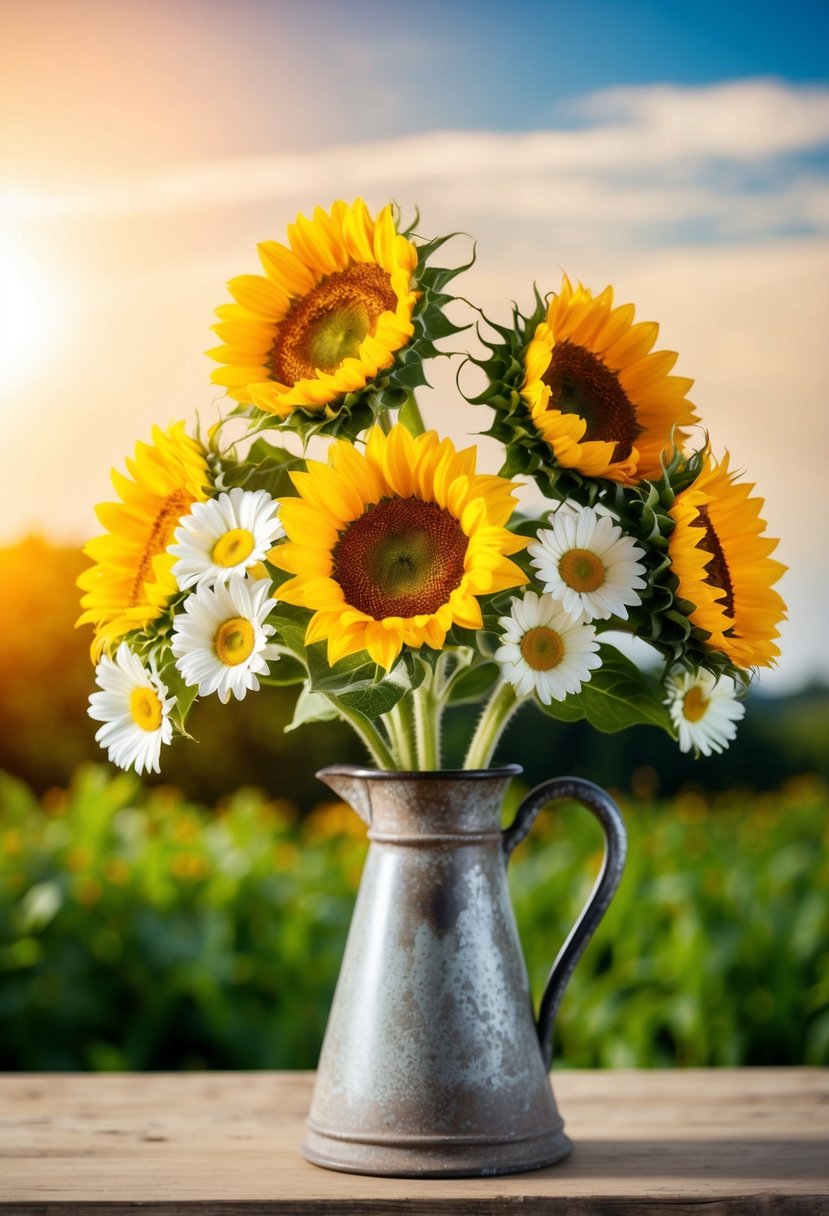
[1,0,827,691]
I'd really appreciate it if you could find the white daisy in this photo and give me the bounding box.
[171,577,278,703]
[665,668,746,757]
[495,590,602,704]
[528,504,646,624]
[87,642,175,775]
[170,487,283,590]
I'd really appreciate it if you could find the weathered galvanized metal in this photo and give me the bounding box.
[301,765,627,1178]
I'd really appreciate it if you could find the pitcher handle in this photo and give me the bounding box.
[502,775,627,1070]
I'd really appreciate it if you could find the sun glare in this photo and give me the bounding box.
[0,234,61,387]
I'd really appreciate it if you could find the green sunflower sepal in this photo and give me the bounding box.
[463,291,604,508]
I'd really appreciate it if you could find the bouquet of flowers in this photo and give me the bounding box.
[78,198,786,776]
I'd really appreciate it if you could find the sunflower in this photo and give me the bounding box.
[77,423,210,660]
[273,424,528,670]
[207,198,421,426]
[522,275,698,484]
[668,452,786,669]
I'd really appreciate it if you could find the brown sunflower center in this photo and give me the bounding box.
[542,340,641,463]
[694,505,735,619]
[520,626,564,671]
[333,497,468,620]
[270,264,397,386]
[130,489,194,606]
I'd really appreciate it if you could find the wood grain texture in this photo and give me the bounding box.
[1,1069,827,1214]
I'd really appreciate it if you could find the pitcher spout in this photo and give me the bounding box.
[316,765,375,826]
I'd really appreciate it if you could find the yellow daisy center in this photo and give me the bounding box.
[129,686,163,732]
[271,264,398,385]
[130,489,194,606]
[543,340,641,463]
[333,498,468,619]
[520,626,564,671]
[559,547,606,593]
[682,685,709,723]
[212,528,255,568]
[214,617,255,666]
[694,506,736,619]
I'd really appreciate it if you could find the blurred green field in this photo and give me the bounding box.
[2,765,826,1071]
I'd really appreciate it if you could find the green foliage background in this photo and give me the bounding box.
[2,766,826,1071]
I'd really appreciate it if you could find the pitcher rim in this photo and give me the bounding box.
[316,764,523,781]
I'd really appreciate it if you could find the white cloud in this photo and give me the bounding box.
[5,78,828,248]
[569,78,829,161]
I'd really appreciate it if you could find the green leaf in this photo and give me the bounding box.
[533,646,672,734]
[269,604,311,661]
[446,661,500,705]
[401,650,431,687]
[306,644,380,694]
[222,441,305,500]
[284,685,339,733]
[535,692,588,724]
[331,679,408,721]
[395,361,429,392]
[259,653,307,686]
[159,660,200,735]
[579,646,672,734]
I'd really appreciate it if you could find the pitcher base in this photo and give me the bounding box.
[300,1123,573,1177]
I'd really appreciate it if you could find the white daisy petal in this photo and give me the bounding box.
[87,642,175,775]
[169,488,284,590]
[528,503,647,624]
[496,591,601,705]
[171,577,278,704]
[664,668,746,757]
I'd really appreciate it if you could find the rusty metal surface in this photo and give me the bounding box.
[302,767,626,1178]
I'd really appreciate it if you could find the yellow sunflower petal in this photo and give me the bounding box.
[210,200,417,419]
[668,452,787,669]
[271,424,524,670]
[76,424,209,659]
[227,274,290,320]
[523,274,698,484]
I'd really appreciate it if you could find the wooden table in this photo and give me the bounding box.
[1,1069,827,1214]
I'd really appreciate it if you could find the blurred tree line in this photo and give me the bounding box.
[1,538,826,809]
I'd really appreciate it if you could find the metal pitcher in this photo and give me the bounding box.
[301,764,627,1177]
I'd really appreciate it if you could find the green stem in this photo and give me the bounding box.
[398,390,427,437]
[413,676,440,771]
[463,681,520,771]
[327,697,396,770]
[385,700,416,771]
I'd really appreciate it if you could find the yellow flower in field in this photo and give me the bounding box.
[523,275,698,483]
[207,199,418,418]
[77,423,210,659]
[668,453,786,668]
[274,425,528,670]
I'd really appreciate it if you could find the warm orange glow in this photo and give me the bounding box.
[0,236,61,386]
